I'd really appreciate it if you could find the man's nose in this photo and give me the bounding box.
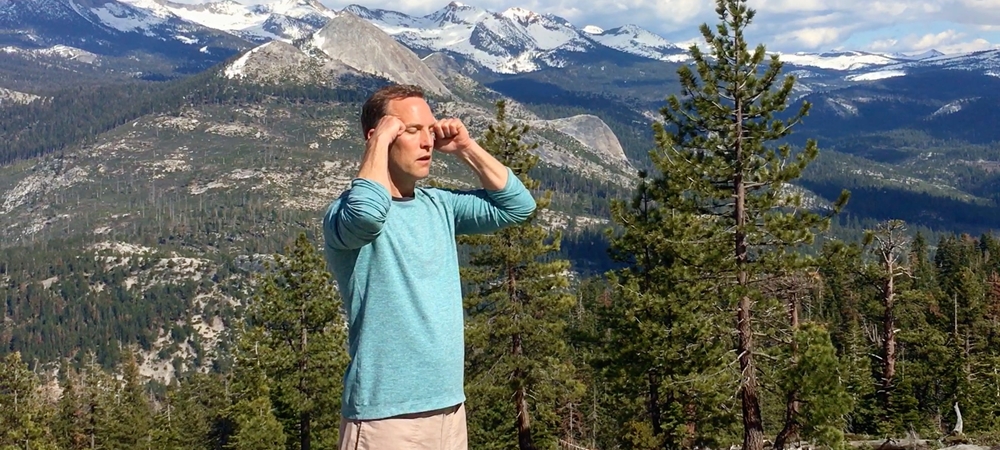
[421,129,434,148]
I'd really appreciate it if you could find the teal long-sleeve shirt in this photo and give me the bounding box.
[322,167,536,420]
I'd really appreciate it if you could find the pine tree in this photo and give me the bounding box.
[779,322,852,448]
[109,349,154,448]
[646,0,849,448]
[53,364,89,450]
[0,352,58,449]
[818,240,887,436]
[228,392,288,450]
[234,231,349,450]
[460,99,583,450]
[599,172,738,449]
[152,373,233,450]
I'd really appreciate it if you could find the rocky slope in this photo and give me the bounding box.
[301,11,452,96]
[0,87,42,106]
[222,40,358,84]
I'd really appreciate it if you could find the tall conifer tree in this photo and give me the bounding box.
[233,232,349,450]
[637,0,849,448]
[460,99,583,450]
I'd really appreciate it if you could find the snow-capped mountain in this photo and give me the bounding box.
[343,2,682,73]
[777,50,908,71]
[120,0,339,42]
[827,48,1000,81]
[0,0,245,54]
[4,0,996,79]
[584,24,688,63]
[222,10,451,96]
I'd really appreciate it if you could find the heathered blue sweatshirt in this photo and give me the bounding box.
[322,167,536,420]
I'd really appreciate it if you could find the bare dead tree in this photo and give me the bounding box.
[864,219,912,413]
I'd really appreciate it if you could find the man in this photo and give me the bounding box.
[322,84,536,450]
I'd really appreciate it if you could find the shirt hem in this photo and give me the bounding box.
[341,391,467,421]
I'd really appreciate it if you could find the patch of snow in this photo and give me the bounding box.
[845,70,906,81]
[930,97,978,117]
[91,2,166,35]
[500,7,536,22]
[825,97,859,117]
[175,34,199,44]
[779,51,898,71]
[224,45,261,78]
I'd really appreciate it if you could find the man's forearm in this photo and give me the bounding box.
[455,142,509,190]
[356,136,392,193]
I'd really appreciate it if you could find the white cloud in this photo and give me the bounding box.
[774,27,847,49]
[865,29,1000,53]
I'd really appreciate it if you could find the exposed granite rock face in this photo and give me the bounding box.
[304,11,451,97]
[222,40,357,85]
[535,114,630,167]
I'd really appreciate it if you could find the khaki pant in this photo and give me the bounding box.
[338,403,468,450]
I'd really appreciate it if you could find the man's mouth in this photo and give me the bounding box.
[418,155,432,162]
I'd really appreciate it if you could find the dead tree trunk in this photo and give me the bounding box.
[513,333,536,450]
[867,220,910,414]
[300,303,311,450]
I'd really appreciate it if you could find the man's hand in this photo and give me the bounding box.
[432,118,473,154]
[433,117,510,191]
[357,115,405,193]
[368,115,406,147]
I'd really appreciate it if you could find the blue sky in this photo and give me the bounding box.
[236,0,1000,54]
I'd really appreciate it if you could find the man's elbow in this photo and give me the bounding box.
[324,203,387,250]
[337,210,387,246]
[510,198,537,224]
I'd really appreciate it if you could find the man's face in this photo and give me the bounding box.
[384,96,436,184]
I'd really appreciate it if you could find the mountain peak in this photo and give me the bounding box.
[223,40,358,85]
[306,11,452,96]
[500,6,537,23]
[425,1,484,25]
[342,4,372,17]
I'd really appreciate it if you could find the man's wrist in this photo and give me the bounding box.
[367,134,393,153]
[453,141,508,190]
[454,141,484,164]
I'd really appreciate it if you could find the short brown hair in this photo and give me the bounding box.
[360,84,425,138]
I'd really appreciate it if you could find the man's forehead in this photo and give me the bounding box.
[386,98,436,125]
[387,97,432,112]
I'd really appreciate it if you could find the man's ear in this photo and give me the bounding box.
[365,128,374,141]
